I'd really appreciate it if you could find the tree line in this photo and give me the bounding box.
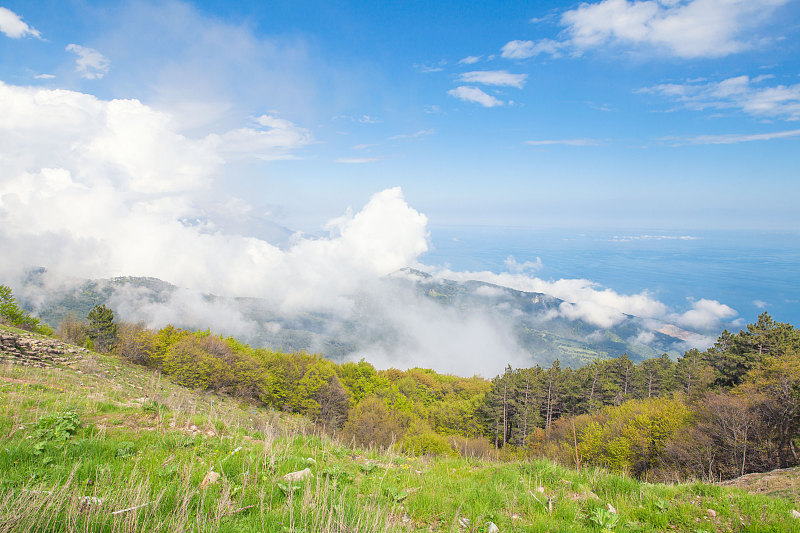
[483,313,800,481]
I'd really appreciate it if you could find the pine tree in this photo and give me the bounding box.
[87,304,117,352]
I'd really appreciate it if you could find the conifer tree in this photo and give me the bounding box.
[87,304,117,352]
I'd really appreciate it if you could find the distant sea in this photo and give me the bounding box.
[421,226,800,328]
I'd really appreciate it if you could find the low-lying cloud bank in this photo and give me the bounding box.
[0,82,735,375]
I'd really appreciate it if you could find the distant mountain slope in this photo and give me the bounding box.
[21,270,690,369]
[387,268,684,364]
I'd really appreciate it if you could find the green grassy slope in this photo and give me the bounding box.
[0,326,798,532]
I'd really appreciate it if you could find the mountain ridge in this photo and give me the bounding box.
[18,269,698,371]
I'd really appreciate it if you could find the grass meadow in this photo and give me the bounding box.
[0,326,798,532]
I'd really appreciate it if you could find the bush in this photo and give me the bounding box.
[449,435,494,459]
[114,322,157,365]
[161,336,220,389]
[32,411,80,454]
[57,313,91,346]
[342,396,402,448]
[577,397,693,477]
[402,420,455,456]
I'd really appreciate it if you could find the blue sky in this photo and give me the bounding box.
[2,0,799,232]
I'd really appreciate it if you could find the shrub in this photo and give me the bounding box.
[57,313,91,346]
[32,411,80,454]
[342,396,402,448]
[402,420,455,456]
[113,322,157,365]
[577,397,693,477]
[449,435,494,459]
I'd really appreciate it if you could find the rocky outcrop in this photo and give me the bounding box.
[0,330,89,367]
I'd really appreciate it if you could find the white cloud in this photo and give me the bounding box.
[474,285,507,298]
[501,39,563,59]
[210,114,313,160]
[387,129,435,140]
[110,285,259,339]
[560,300,626,329]
[609,234,699,242]
[503,0,789,60]
[0,7,40,38]
[458,70,528,88]
[66,44,111,79]
[641,76,800,120]
[447,86,504,107]
[350,290,529,377]
[526,138,602,146]
[504,256,543,273]
[413,60,447,73]
[673,299,738,331]
[430,267,669,329]
[34,74,56,80]
[334,157,379,164]
[458,56,481,64]
[0,82,376,311]
[561,0,789,58]
[530,14,558,24]
[753,300,768,308]
[332,114,382,124]
[672,129,800,145]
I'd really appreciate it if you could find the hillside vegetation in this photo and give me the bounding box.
[1,325,799,532]
[1,284,800,530]
[5,283,800,481]
[46,297,800,484]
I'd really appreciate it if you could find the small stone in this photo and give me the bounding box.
[536,486,546,494]
[706,509,717,518]
[282,467,313,482]
[607,503,617,514]
[189,425,198,431]
[200,470,221,487]
[486,522,500,533]
[206,430,216,437]
[791,509,800,519]
[458,517,470,528]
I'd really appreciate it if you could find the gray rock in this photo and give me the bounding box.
[282,468,313,482]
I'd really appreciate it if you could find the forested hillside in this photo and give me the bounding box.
[9,276,789,485]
